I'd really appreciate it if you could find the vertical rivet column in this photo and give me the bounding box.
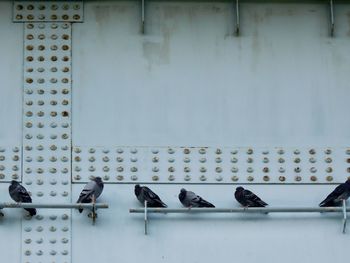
[22,20,72,263]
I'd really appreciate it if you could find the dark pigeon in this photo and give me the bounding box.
[319,179,350,207]
[134,184,167,208]
[178,188,215,208]
[77,177,104,213]
[235,187,268,207]
[9,180,36,216]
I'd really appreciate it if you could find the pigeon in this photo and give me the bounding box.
[77,177,104,213]
[178,188,215,208]
[319,179,350,207]
[134,184,167,207]
[234,187,268,207]
[8,180,36,216]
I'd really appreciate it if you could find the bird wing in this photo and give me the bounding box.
[319,184,346,206]
[243,189,267,206]
[143,187,167,207]
[17,185,32,203]
[77,181,96,203]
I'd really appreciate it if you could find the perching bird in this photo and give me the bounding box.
[178,188,215,208]
[134,184,167,207]
[77,177,104,213]
[234,187,268,207]
[319,179,350,207]
[9,180,36,216]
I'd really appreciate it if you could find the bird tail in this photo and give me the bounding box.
[258,200,268,207]
[25,208,37,216]
[199,199,215,208]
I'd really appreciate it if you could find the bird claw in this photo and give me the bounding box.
[0,211,4,218]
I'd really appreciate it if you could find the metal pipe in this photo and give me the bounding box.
[342,200,347,233]
[330,0,334,37]
[144,201,148,235]
[130,207,350,214]
[141,0,145,34]
[0,203,109,209]
[235,0,240,36]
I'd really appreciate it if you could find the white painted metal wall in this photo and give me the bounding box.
[1,1,350,263]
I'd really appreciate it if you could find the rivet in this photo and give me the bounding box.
[247,176,254,182]
[50,179,57,185]
[183,157,190,163]
[231,167,238,173]
[103,175,110,181]
[325,167,333,173]
[50,250,57,255]
[152,157,159,163]
[279,167,285,173]
[277,149,284,154]
[325,175,334,182]
[36,226,43,232]
[24,227,32,232]
[151,149,159,154]
[278,158,285,163]
[184,175,191,181]
[231,150,238,154]
[0,174,4,179]
[62,191,69,197]
[50,191,57,197]
[184,167,191,173]
[131,175,138,181]
[152,175,159,181]
[116,175,124,181]
[49,239,57,244]
[116,148,123,154]
[24,239,31,244]
[116,157,123,162]
[199,148,206,154]
[199,175,207,181]
[262,167,269,173]
[130,157,138,162]
[103,166,109,172]
[246,148,253,155]
[231,175,239,181]
[309,149,316,155]
[262,157,269,163]
[89,157,95,162]
[61,238,69,243]
[247,167,254,173]
[199,167,206,173]
[61,250,69,255]
[199,157,206,163]
[168,148,175,154]
[88,166,95,172]
[24,250,31,256]
[295,176,302,182]
[310,167,317,173]
[230,157,238,163]
[310,176,317,182]
[102,149,109,154]
[36,191,43,197]
[168,158,175,163]
[262,150,269,155]
[247,157,253,163]
[279,176,286,182]
[130,148,137,154]
[309,157,317,163]
[152,167,159,172]
[89,148,95,153]
[36,238,43,244]
[74,175,81,180]
[215,175,223,181]
[325,149,332,154]
[215,157,222,163]
[325,157,332,163]
[294,167,301,173]
[294,149,300,155]
[116,166,124,172]
[50,215,57,220]
[183,148,190,154]
[168,175,175,181]
[130,167,138,172]
[294,158,301,163]
[62,226,69,232]
[215,149,222,154]
[49,226,57,232]
[102,156,109,162]
[215,167,222,173]
[263,175,270,182]
[346,149,350,155]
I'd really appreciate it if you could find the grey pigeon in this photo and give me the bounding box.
[319,179,350,207]
[9,180,36,216]
[178,188,215,208]
[77,177,104,213]
[134,184,167,207]
[235,187,268,207]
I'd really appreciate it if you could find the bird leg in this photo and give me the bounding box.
[0,209,4,218]
[88,195,97,225]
